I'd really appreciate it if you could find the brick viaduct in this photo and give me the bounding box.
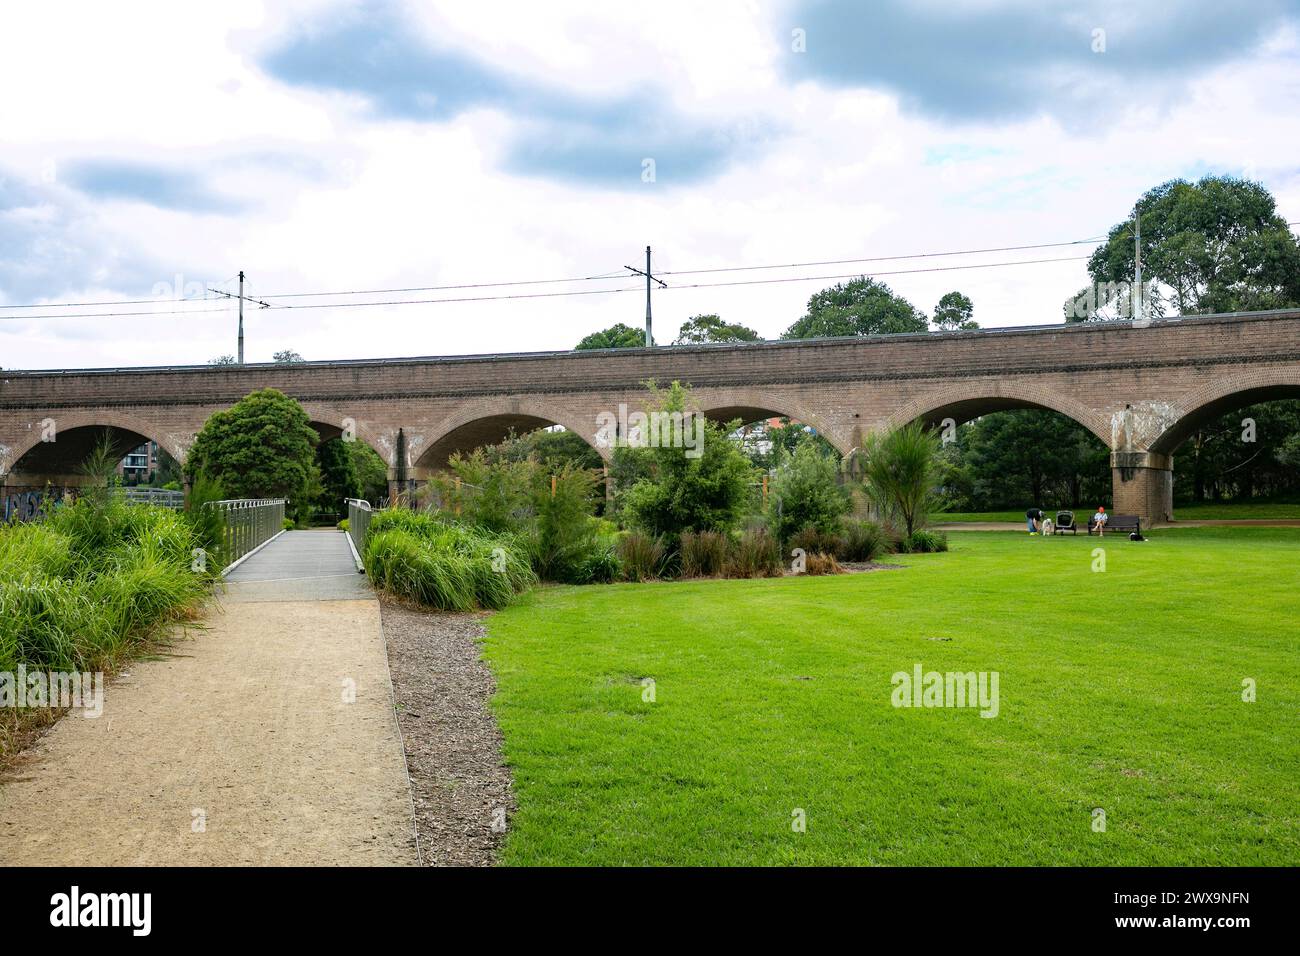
[2,310,1298,525]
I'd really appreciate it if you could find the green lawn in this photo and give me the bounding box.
[484,528,1300,865]
[1172,502,1300,520]
[938,502,1300,522]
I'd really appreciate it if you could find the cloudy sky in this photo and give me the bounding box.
[2,0,1298,369]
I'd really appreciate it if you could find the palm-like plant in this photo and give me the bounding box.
[862,421,941,539]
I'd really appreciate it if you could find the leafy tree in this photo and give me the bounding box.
[933,439,975,512]
[531,464,604,582]
[273,349,305,363]
[767,441,852,543]
[348,442,390,503]
[151,448,183,488]
[931,291,978,331]
[782,277,927,339]
[433,449,535,534]
[575,323,650,350]
[1079,176,1300,319]
[862,421,941,538]
[739,418,838,472]
[674,314,761,344]
[1279,432,1300,470]
[208,355,237,366]
[185,388,321,519]
[484,427,603,472]
[617,381,757,538]
[316,437,360,510]
[1173,400,1300,504]
[942,410,1110,510]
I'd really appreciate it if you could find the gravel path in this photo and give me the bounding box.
[379,598,514,867]
[0,599,418,866]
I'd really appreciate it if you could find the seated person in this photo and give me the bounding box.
[1092,506,1108,535]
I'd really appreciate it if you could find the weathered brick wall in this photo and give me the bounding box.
[2,312,1297,523]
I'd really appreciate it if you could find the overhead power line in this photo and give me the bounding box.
[258,270,632,300]
[4,224,1298,315]
[0,305,230,322]
[0,236,1108,312]
[656,238,1106,277]
[0,253,1095,321]
[664,254,1093,290]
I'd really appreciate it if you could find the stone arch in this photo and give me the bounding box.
[696,387,851,455]
[885,380,1112,447]
[414,397,606,475]
[1149,368,1300,456]
[1,409,185,479]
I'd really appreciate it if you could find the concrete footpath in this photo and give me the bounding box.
[0,530,418,866]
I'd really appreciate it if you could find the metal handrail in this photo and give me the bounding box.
[345,498,372,570]
[116,487,185,508]
[204,498,287,570]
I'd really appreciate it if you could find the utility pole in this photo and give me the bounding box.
[624,245,666,346]
[208,272,271,364]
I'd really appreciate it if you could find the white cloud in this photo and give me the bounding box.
[1,0,1297,368]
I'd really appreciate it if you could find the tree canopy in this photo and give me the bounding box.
[781,277,928,339]
[931,291,978,331]
[674,314,761,344]
[1071,176,1300,320]
[575,323,650,350]
[185,388,321,515]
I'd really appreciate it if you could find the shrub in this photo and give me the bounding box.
[788,526,843,559]
[183,475,227,571]
[767,441,852,544]
[338,518,350,532]
[434,450,535,535]
[617,381,757,539]
[532,466,604,584]
[364,509,535,610]
[726,528,783,578]
[573,546,621,584]
[0,500,209,676]
[862,421,941,538]
[680,530,729,578]
[803,551,844,575]
[838,520,886,562]
[905,529,950,553]
[429,451,611,584]
[617,532,668,582]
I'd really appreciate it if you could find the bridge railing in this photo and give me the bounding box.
[3,485,186,522]
[205,498,286,572]
[344,498,372,571]
[116,487,185,509]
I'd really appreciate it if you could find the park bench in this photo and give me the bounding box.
[1088,513,1141,536]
